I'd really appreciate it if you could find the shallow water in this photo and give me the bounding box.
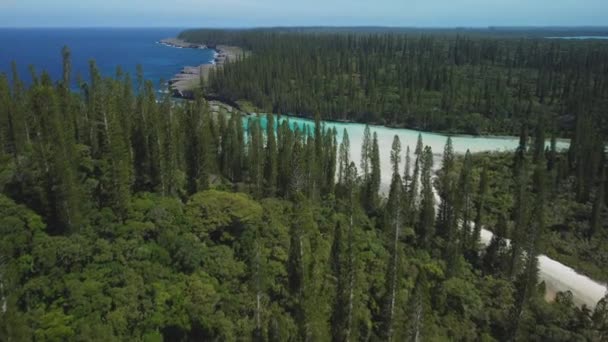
[480,229,607,307]
[248,114,570,191]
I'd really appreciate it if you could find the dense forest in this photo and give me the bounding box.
[178,29,608,136]
[0,48,607,341]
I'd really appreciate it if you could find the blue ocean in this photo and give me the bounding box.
[0,28,214,89]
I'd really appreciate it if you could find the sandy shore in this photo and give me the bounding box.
[162,38,244,99]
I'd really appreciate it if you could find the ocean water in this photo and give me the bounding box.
[546,36,608,40]
[0,28,215,89]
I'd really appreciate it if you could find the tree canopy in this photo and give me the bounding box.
[0,46,607,341]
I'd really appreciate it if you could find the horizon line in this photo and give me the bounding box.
[1,25,608,30]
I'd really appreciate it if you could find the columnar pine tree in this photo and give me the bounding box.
[406,271,429,342]
[288,203,306,338]
[144,80,164,192]
[437,137,455,241]
[367,132,381,211]
[344,161,358,341]
[402,146,413,225]
[30,72,83,232]
[58,46,76,143]
[548,134,559,194]
[510,145,546,340]
[100,73,133,219]
[417,146,435,248]
[338,129,350,185]
[290,127,304,197]
[199,104,214,191]
[303,133,317,199]
[456,150,473,250]
[410,134,424,216]
[470,165,489,260]
[159,95,179,197]
[0,75,12,156]
[248,118,264,197]
[132,66,153,192]
[218,113,229,178]
[439,138,463,274]
[360,125,371,180]
[185,100,203,195]
[314,113,324,197]
[277,119,293,197]
[509,127,529,278]
[330,219,354,342]
[264,113,277,196]
[232,112,245,182]
[381,135,403,341]
[482,214,509,276]
[9,61,29,156]
[323,128,337,196]
[532,115,546,164]
[590,167,606,238]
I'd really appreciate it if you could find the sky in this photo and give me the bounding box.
[0,0,606,28]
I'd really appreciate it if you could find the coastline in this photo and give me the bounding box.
[158,37,208,49]
[160,38,243,99]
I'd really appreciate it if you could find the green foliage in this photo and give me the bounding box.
[0,50,605,342]
[186,190,263,241]
[465,151,608,283]
[183,29,608,137]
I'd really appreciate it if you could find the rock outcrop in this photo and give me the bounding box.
[162,40,245,99]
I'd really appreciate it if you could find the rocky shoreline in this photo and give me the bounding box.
[160,38,243,99]
[158,38,207,50]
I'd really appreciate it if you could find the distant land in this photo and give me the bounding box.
[176,26,608,37]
